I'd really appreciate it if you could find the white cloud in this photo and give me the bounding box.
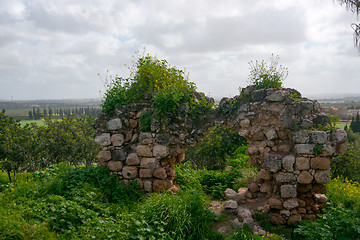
[0,0,359,100]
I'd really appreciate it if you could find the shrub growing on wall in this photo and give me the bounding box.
[101,54,203,118]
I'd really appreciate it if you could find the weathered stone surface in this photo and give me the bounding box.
[155,134,171,145]
[98,150,111,162]
[237,207,252,221]
[240,118,250,128]
[257,169,272,180]
[293,131,310,144]
[267,197,283,209]
[153,168,167,179]
[122,166,138,179]
[264,155,282,172]
[336,143,347,154]
[314,170,330,184]
[266,90,285,102]
[297,171,313,184]
[311,157,330,170]
[280,210,291,217]
[126,153,140,165]
[111,149,126,161]
[259,182,272,194]
[108,160,123,171]
[295,157,310,170]
[153,145,169,158]
[311,131,328,144]
[264,128,277,140]
[323,144,335,156]
[248,182,260,192]
[111,134,125,146]
[106,118,122,130]
[314,193,328,203]
[282,155,295,172]
[140,158,158,171]
[283,198,299,210]
[225,188,237,200]
[129,119,138,128]
[136,145,153,157]
[223,200,238,212]
[139,133,153,145]
[333,129,347,143]
[294,144,315,155]
[275,172,296,183]
[281,185,297,198]
[95,133,111,146]
[143,180,152,192]
[287,215,301,225]
[139,169,152,178]
[153,180,167,192]
[269,213,286,225]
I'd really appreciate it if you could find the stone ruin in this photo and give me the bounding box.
[94,86,347,225]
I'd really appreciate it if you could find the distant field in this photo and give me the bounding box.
[20,119,47,127]
[337,122,350,129]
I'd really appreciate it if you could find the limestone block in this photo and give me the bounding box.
[129,119,138,128]
[153,168,167,180]
[264,128,277,140]
[131,134,138,143]
[153,145,169,158]
[106,118,122,130]
[95,133,111,146]
[275,172,296,183]
[143,180,152,192]
[266,91,285,102]
[248,182,260,192]
[155,134,171,145]
[336,143,347,154]
[125,130,133,142]
[278,144,292,153]
[223,200,238,212]
[135,178,143,188]
[122,166,138,179]
[295,157,310,170]
[311,157,330,170]
[111,149,126,161]
[287,214,301,225]
[224,188,237,199]
[264,155,282,172]
[98,150,111,162]
[110,134,124,146]
[257,169,272,180]
[269,213,286,225]
[300,119,313,129]
[280,210,290,217]
[314,170,330,184]
[314,193,328,203]
[136,145,153,157]
[139,132,154,144]
[281,185,297,198]
[240,118,250,128]
[283,198,299,210]
[300,101,314,110]
[126,153,140,166]
[293,131,310,144]
[139,169,152,178]
[140,158,158,171]
[282,155,295,172]
[237,207,252,221]
[166,166,175,177]
[332,129,347,143]
[311,131,328,144]
[294,144,315,155]
[108,160,123,172]
[153,180,167,192]
[297,171,313,184]
[260,182,273,194]
[267,197,283,209]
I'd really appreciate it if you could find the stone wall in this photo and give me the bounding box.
[94,86,346,225]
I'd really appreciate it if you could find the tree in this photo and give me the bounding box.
[350,112,360,132]
[336,0,360,51]
[29,110,33,120]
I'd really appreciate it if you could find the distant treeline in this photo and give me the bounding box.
[29,107,101,120]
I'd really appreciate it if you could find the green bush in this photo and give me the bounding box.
[185,126,247,170]
[331,142,360,182]
[248,54,288,90]
[101,54,197,118]
[131,190,215,240]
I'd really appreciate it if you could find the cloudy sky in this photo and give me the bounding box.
[1,0,359,100]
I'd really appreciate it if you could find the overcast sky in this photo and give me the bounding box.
[1,0,359,101]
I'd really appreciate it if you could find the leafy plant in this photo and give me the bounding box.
[313,144,324,156]
[139,111,153,131]
[248,54,288,90]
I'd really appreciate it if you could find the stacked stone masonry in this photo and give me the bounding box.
[94,86,346,225]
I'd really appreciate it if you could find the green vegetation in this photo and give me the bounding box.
[248,54,288,90]
[101,54,214,120]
